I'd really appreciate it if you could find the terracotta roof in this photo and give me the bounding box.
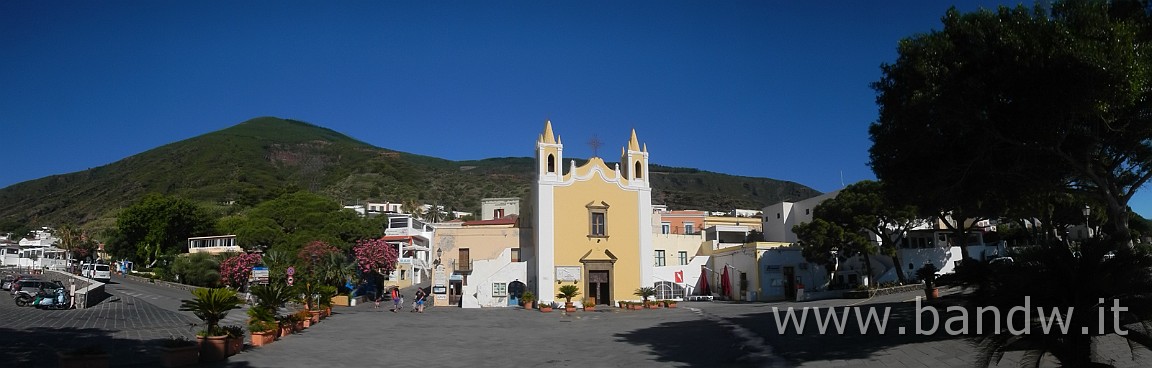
[463,214,519,226]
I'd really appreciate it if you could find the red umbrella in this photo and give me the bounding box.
[695,267,711,296]
[720,265,731,299]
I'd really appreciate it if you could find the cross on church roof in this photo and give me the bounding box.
[588,135,602,157]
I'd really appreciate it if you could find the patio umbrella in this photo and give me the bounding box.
[695,268,711,295]
[720,265,731,299]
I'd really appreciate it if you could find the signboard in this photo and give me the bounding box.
[674,270,684,283]
[251,267,269,284]
[398,258,413,264]
[433,265,447,286]
[555,266,582,282]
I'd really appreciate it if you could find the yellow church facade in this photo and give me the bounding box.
[533,121,654,306]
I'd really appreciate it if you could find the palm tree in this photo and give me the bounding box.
[557,285,581,307]
[425,203,447,223]
[54,224,85,271]
[401,199,425,219]
[180,288,243,336]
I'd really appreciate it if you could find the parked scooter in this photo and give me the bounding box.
[14,292,33,307]
[32,288,69,310]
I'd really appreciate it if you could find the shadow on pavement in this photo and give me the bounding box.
[725,299,971,365]
[0,326,176,368]
[614,318,762,367]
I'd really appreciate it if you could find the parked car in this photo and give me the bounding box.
[1,275,14,290]
[6,274,36,293]
[10,279,63,297]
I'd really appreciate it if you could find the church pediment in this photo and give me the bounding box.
[579,248,618,263]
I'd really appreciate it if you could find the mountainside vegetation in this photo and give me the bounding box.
[0,116,820,235]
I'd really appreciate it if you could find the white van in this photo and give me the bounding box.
[82,263,111,282]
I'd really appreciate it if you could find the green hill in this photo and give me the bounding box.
[0,117,820,231]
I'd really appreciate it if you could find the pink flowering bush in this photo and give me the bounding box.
[352,238,399,275]
[219,253,262,288]
[298,241,340,274]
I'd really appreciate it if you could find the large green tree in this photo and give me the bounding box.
[109,194,215,266]
[216,191,378,253]
[870,2,1152,365]
[794,180,923,285]
[870,1,1152,254]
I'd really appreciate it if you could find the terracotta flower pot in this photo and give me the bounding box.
[196,335,228,363]
[160,345,198,368]
[540,305,553,312]
[226,336,243,356]
[58,351,109,368]
[278,325,292,339]
[251,330,275,347]
[309,310,322,324]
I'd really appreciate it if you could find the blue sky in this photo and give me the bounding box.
[5,1,1148,216]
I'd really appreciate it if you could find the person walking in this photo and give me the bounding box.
[390,286,400,312]
[413,288,427,313]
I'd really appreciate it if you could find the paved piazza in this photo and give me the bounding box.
[2,275,1149,367]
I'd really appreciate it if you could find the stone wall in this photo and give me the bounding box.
[43,270,106,309]
[124,273,199,292]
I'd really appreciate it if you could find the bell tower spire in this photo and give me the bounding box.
[620,128,649,188]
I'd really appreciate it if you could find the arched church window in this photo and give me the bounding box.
[634,161,643,179]
[547,154,556,173]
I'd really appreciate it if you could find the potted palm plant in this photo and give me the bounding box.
[634,287,657,308]
[520,291,535,310]
[556,285,580,312]
[583,297,596,311]
[247,319,276,347]
[178,288,242,363]
[248,283,291,342]
[316,285,337,318]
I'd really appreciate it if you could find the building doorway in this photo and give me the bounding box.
[782,266,796,300]
[448,279,463,306]
[588,270,610,305]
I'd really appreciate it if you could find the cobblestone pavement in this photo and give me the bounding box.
[3,269,1149,368]
[0,272,219,367]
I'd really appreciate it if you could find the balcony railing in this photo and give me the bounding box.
[452,259,473,272]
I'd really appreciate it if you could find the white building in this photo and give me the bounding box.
[480,197,520,221]
[188,235,243,254]
[761,191,841,243]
